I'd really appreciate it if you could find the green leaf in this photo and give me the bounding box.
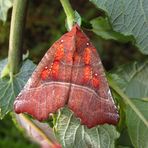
[109,60,148,147]
[126,99,148,148]
[74,11,82,26]
[0,59,36,118]
[0,0,13,22]
[110,60,148,98]
[116,127,133,147]
[90,17,133,43]
[90,0,148,54]
[65,11,82,30]
[54,108,119,148]
[117,146,131,148]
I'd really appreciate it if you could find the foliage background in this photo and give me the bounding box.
[0,0,148,148]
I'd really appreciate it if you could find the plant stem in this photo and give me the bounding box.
[60,0,75,30]
[108,76,148,127]
[8,0,28,78]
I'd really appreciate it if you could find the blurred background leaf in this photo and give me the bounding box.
[0,114,38,148]
[14,114,60,148]
[0,0,13,22]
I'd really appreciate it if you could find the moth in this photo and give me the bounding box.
[14,24,119,128]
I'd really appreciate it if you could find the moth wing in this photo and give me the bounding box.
[68,25,119,128]
[14,30,75,121]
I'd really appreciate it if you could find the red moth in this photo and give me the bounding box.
[14,24,119,128]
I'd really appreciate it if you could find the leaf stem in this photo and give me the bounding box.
[108,76,148,127]
[7,0,28,78]
[60,0,75,30]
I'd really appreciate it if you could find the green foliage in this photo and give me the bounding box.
[65,10,82,31]
[110,60,148,148]
[55,108,119,148]
[90,0,148,54]
[110,60,148,98]
[117,146,131,148]
[0,0,13,22]
[74,11,81,26]
[0,0,148,148]
[126,99,148,148]
[91,17,133,43]
[0,59,36,118]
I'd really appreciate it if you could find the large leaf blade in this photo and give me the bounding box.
[110,60,148,147]
[90,0,148,54]
[111,60,148,98]
[0,59,36,118]
[126,99,148,148]
[55,108,119,148]
[90,17,133,43]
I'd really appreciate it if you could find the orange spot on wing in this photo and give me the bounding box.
[92,75,100,88]
[51,61,60,79]
[55,44,64,61]
[41,67,50,80]
[84,65,92,82]
[83,48,91,65]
